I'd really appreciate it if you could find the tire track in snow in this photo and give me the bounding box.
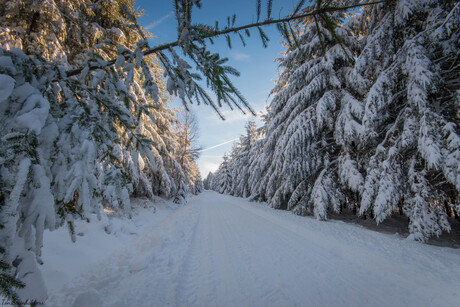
[174,203,212,306]
[47,202,203,306]
[47,191,460,307]
[216,203,294,307]
[195,202,219,306]
[227,197,409,306]
[224,193,460,306]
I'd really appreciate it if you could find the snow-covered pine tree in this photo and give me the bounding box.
[355,0,460,241]
[173,108,203,196]
[260,0,358,218]
[215,155,233,194]
[0,50,62,304]
[210,118,264,198]
[210,171,219,191]
[231,120,258,198]
[246,107,269,201]
[213,119,260,198]
[203,172,214,190]
[188,162,203,195]
[247,136,267,201]
[0,0,203,302]
[0,186,24,306]
[224,141,239,196]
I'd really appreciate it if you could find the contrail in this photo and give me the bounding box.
[145,11,174,30]
[199,138,239,152]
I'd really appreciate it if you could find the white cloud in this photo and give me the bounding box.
[145,11,174,30]
[230,51,250,61]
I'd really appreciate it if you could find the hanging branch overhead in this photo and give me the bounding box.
[65,0,388,78]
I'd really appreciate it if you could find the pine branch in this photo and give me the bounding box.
[267,0,273,20]
[65,0,389,78]
[293,0,307,16]
[257,0,262,22]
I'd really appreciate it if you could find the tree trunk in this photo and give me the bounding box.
[398,198,404,216]
[444,200,453,217]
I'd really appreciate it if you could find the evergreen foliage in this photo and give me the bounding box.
[203,172,214,190]
[0,190,24,306]
[354,0,459,241]
[173,108,203,198]
[216,155,233,194]
[0,0,205,302]
[211,0,460,243]
[1,0,457,303]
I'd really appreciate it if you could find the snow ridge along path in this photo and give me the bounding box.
[47,191,460,307]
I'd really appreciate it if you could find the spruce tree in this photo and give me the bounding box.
[232,120,258,198]
[261,0,357,217]
[0,0,199,302]
[210,118,263,198]
[216,155,233,194]
[211,0,459,242]
[203,172,214,190]
[3,0,455,303]
[355,0,459,241]
[246,107,268,201]
[174,108,202,196]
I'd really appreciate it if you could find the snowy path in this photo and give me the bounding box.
[47,191,460,307]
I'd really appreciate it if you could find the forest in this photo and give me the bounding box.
[0,0,459,305]
[207,0,459,242]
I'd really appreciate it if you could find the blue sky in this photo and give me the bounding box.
[136,0,298,176]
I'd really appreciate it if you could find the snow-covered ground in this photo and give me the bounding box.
[41,197,179,295]
[44,191,460,307]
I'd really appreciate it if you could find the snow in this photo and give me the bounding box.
[15,251,48,303]
[15,93,50,134]
[44,191,460,306]
[0,56,17,75]
[41,197,178,293]
[72,290,103,307]
[0,73,15,102]
[7,158,31,214]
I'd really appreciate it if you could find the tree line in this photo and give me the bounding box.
[0,0,457,304]
[207,0,459,243]
[0,0,206,303]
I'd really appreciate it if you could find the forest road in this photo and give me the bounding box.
[48,190,460,307]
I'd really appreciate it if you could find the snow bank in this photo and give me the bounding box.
[41,197,178,294]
